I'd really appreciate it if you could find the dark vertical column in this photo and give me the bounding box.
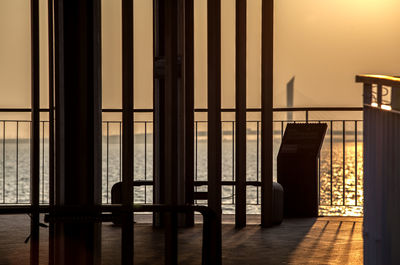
[164,0,179,263]
[48,0,55,264]
[363,83,372,105]
[30,0,40,264]
[261,0,274,227]
[153,0,165,227]
[207,0,222,262]
[53,1,102,264]
[235,0,247,228]
[122,0,134,264]
[184,0,195,227]
[177,0,186,227]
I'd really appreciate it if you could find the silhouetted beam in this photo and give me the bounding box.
[235,0,247,228]
[261,0,274,227]
[30,1,40,264]
[184,0,195,227]
[207,0,222,263]
[53,1,102,264]
[48,0,55,264]
[122,0,134,264]
[153,0,166,227]
[164,0,179,263]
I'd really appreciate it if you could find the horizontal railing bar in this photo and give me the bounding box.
[0,120,364,123]
[195,181,261,186]
[0,204,215,216]
[102,108,153,113]
[0,108,49,112]
[271,120,363,122]
[131,180,261,187]
[194,120,363,123]
[356,74,400,87]
[0,205,50,214]
[272,107,363,112]
[0,107,362,113]
[101,121,151,124]
[194,107,362,112]
[0,108,152,113]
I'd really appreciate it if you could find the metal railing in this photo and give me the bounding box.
[357,74,400,263]
[0,107,363,215]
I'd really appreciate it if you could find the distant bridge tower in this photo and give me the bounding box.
[287,77,295,121]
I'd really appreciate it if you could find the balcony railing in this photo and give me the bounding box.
[0,107,363,216]
[357,74,400,263]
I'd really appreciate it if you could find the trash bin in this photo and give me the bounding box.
[272,182,284,224]
[111,182,123,225]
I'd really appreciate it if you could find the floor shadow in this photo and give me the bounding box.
[339,221,356,264]
[220,217,317,265]
[0,215,363,265]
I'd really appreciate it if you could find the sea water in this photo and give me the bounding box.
[0,137,363,216]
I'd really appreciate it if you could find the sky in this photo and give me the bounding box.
[0,0,400,115]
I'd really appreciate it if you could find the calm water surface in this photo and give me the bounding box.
[0,137,363,216]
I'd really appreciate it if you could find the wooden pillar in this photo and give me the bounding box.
[184,0,195,227]
[177,0,187,227]
[30,1,40,264]
[53,1,102,264]
[164,0,179,263]
[207,0,222,262]
[153,0,165,227]
[261,0,274,227]
[153,0,186,232]
[235,0,247,228]
[48,0,55,264]
[121,0,134,264]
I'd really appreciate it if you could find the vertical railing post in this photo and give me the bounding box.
[119,122,122,182]
[330,120,333,206]
[232,122,235,205]
[16,121,19,203]
[363,83,373,105]
[377,84,382,107]
[2,121,5,204]
[318,152,321,206]
[42,121,45,203]
[343,121,346,205]
[144,122,147,204]
[355,120,358,206]
[106,122,109,203]
[257,121,260,204]
[195,121,198,182]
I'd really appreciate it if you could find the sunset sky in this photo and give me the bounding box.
[0,0,399,114]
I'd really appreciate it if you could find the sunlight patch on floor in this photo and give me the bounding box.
[288,219,363,264]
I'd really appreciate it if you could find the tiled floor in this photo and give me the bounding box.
[0,215,363,265]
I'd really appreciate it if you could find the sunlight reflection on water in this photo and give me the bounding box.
[0,134,363,217]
